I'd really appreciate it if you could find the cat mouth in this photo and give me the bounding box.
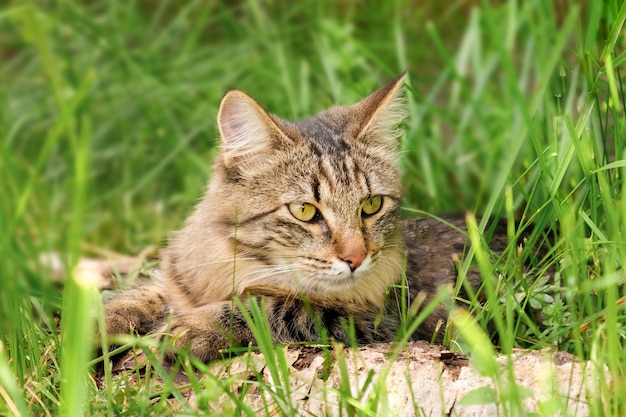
[315,257,374,288]
[278,256,374,292]
[285,267,355,293]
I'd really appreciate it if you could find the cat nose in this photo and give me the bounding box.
[342,254,365,272]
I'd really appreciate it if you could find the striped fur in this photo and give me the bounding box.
[103,74,491,362]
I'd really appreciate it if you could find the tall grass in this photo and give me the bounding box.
[1,0,625,415]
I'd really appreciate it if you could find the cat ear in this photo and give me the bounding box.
[353,72,407,145]
[217,90,289,172]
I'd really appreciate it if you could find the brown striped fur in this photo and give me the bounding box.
[103,74,503,362]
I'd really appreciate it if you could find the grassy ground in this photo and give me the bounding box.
[1,0,625,415]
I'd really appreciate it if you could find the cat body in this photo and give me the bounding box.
[104,74,490,362]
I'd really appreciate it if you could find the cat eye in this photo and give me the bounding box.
[361,195,383,216]
[288,202,318,222]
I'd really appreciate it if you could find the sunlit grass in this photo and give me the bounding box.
[1,0,625,415]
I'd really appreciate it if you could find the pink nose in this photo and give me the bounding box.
[341,254,365,272]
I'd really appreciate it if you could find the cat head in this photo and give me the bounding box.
[172,74,407,303]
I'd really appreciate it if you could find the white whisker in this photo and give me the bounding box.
[173,257,259,274]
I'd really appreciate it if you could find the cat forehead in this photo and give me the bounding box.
[278,151,400,203]
[273,110,400,197]
[292,107,355,150]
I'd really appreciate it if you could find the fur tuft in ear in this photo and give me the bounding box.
[353,72,407,145]
[217,90,287,172]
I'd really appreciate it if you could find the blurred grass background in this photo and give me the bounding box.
[1,0,626,415]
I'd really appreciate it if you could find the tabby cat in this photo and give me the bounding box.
[103,73,505,362]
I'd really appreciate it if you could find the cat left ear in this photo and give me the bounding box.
[353,72,407,145]
[217,90,290,173]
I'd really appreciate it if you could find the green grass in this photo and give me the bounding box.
[1,0,626,415]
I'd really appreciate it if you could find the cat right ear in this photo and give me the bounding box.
[353,72,407,146]
[217,90,288,173]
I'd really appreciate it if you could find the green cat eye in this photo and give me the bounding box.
[288,202,318,222]
[361,195,383,216]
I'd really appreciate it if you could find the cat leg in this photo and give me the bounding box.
[161,301,255,362]
[162,296,388,362]
[103,280,170,336]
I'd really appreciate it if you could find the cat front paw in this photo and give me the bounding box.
[102,283,170,337]
[161,309,255,363]
[104,306,138,336]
